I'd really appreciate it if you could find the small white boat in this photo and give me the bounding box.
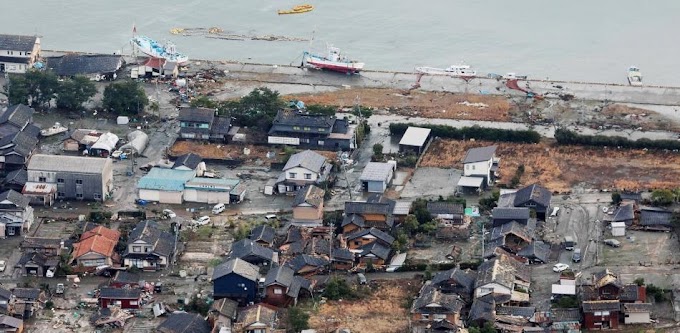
[628,66,642,86]
[415,64,477,78]
[40,122,67,137]
[131,35,189,64]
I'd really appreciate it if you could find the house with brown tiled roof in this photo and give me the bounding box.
[71,225,120,269]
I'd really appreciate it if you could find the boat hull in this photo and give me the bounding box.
[415,66,476,79]
[304,55,364,74]
[131,36,189,64]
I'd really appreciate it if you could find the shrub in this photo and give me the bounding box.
[323,276,354,300]
[555,128,680,150]
[389,123,541,143]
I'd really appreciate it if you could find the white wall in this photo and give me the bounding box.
[475,283,511,298]
[183,188,230,204]
[624,312,650,324]
[463,160,491,177]
[285,166,318,182]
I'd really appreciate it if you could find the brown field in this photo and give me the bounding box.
[170,140,337,164]
[285,88,514,122]
[420,138,680,192]
[308,279,420,333]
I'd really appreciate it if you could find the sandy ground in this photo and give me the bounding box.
[420,138,680,192]
[308,279,421,333]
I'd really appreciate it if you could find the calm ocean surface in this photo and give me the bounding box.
[2,0,679,85]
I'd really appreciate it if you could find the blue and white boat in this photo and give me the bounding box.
[131,35,189,64]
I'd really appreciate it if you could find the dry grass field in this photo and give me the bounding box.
[420,138,680,192]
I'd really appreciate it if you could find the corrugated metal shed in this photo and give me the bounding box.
[399,127,431,147]
[137,168,194,191]
[27,154,110,174]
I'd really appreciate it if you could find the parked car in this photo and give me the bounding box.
[357,273,367,285]
[212,203,226,215]
[0,260,6,272]
[55,283,64,295]
[193,216,211,226]
[604,239,621,247]
[571,249,582,263]
[163,209,177,218]
[553,263,570,273]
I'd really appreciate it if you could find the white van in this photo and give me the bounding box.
[212,203,226,215]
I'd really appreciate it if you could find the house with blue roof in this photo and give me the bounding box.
[137,168,195,204]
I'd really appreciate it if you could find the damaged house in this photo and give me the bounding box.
[474,254,531,304]
[410,283,465,333]
[178,107,232,142]
[0,104,39,172]
[268,109,357,150]
[342,194,396,234]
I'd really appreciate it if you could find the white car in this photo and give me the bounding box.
[0,260,6,272]
[163,209,177,218]
[553,263,570,273]
[193,216,211,226]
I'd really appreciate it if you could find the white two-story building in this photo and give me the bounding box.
[458,145,499,191]
[0,34,40,74]
[276,150,331,194]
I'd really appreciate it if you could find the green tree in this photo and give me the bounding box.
[190,95,219,109]
[554,295,579,308]
[402,214,419,235]
[227,87,284,130]
[634,278,645,286]
[478,190,500,212]
[102,80,148,116]
[306,104,336,116]
[286,307,310,333]
[24,69,59,108]
[651,189,674,206]
[56,76,97,110]
[372,143,384,160]
[323,276,353,300]
[391,231,409,252]
[412,199,432,224]
[6,74,29,105]
[424,265,433,281]
[611,192,622,205]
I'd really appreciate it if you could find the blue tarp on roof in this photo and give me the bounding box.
[137,168,194,191]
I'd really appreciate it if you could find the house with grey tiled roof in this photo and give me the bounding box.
[158,312,211,333]
[0,105,38,173]
[276,150,331,194]
[511,183,552,220]
[45,54,123,80]
[178,107,232,142]
[228,239,278,267]
[249,225,276,247]
[410,283,464,333]
[431,268,475,301]
[0,189,33,237]
[0,34,40,73]
[262,265,313,307]
[212,258,260,305]
[122,220,176,271]
[268,109,356,150]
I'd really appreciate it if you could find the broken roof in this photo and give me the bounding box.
[357,241,391,260]
[46,54,122,76]
[427,201,464,216]
[293,185,325,208]
[516,241,551,263]
[0,34,37,51]
[21,237,61,249]
[11,288,40,300]
[492,207,530,220]
[99,288,141,299]
[112,271,141,285]
[468,293,497,323]
[157,312,211,333]
[0,189,30,208]
[496,306,536,318]
[582,300,621,312]
[612,203,635,221]
[399,126,431,147]
[411,283,464,314]
[513,183,551,208]
[431,268,475,293]
[550,308,581,322]
[287,254,329,272]
[359,162,394,182]
[346,227,395,244]
[622,302,652,313]
[211,298,239,319]
[172,153,203,170]
[229,239,276,263]
[237,303,278,328]
[270,109,335,129]
[212,258,260,282]
[178,107,215,123]
[640,207,672,227]
[463,145,497,164]
[249,225,276,245]
[489,221,534,243]
[475,254,530,289]
[593,269,622,289]
[283,150,327,173]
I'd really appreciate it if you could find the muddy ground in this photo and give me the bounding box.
[420,138,680,193]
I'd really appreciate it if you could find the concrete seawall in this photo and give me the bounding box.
[217,62,680,106]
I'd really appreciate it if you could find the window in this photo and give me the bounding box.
[76,193,83,199]
[354,241,361,246]
[38,177,46,182]
[293,126,300,130]
[133,246,141,253]
[304,173,312,180]
[75,179,83,185]
[422,314,430,320]
[288,172,296,179]
[93,194,101,200]
[433,314,446,320]
[471,165,475,170]
[129,300,138,306]
[317,140,324,146]
[57,178,64,183]
[274,288,283,295]
[57,192,65,198]
[304,127,311,131]
[144,247,150,253]
[318,128,325,132]
[114,300,122,306]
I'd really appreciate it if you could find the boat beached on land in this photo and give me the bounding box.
[131,35,189,64]
[302,44,364,74]
[415,64,477,78]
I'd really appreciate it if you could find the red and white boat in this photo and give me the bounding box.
[302,45,364,74]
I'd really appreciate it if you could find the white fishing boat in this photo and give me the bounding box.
[627,66,642,86]
[40,122,67,137]
[302,44,364,74]
[415,64,477,78]
[131,35,189,64]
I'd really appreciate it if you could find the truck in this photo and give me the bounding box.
[55,283,65,295]
[564,236,575,251]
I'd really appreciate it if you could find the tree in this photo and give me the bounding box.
[402,215,419,235]
[56,76,97,110]
[478,190,500,212]
[391,231,409,252]
[372,143,384,160]
[634,278,645,286]
[6,74,29,105]
[190,95,219,109]
[286,307,310,333]
[102,80,148,116]
[651,189,674,206]
[24,69,58,108]
[227,87,284,130]
[306,104,336,116]
[323,276,353,300]
[611,192,622,205]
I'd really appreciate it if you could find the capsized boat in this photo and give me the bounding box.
[278,4,314,15]
[415,64,477,78]
[302,45,364,74]
[40,122,67,137]
[131,35,189,64]
[628,66,642,86]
